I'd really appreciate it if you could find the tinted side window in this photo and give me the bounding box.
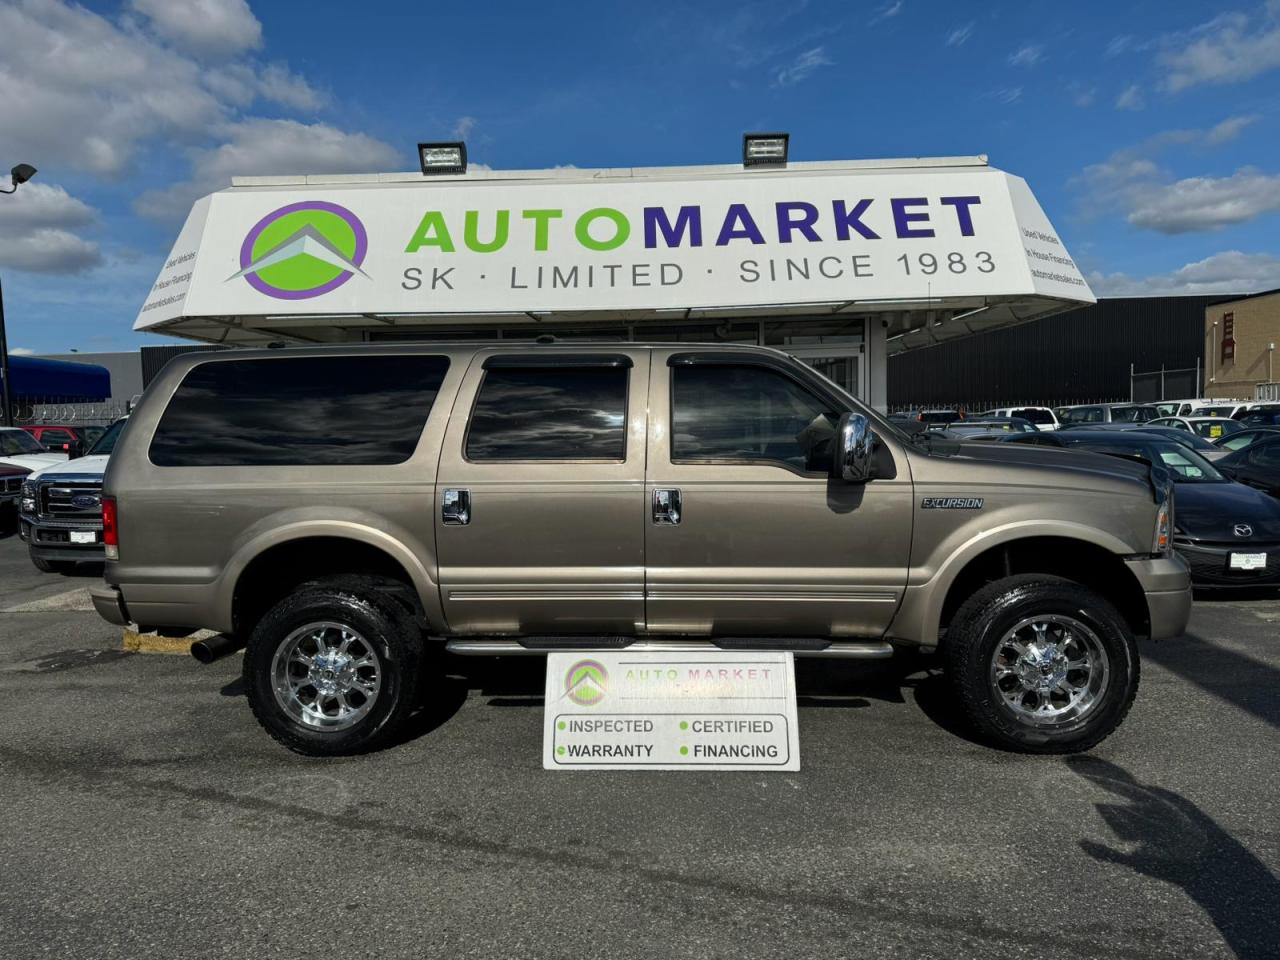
[466,366,628,460]
[1011,408,1054,425]
[150,356,449,466]
[1252,443,1280,467]
[672,364,840,472]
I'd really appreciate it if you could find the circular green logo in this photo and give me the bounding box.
[233,201,368,300]
[564,659,608,707]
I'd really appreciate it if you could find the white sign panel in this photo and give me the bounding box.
[543,651,800,771]
[136,165,1091,330]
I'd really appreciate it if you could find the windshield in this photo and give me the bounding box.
[0,429,47,455]
[1197,406,1237,418]
[1192,419,1242,439]
[1153,402,1181,417]
[1074,438,1225,483]
[86,419,127,457]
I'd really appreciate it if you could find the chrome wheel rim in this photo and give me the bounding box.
[989,615,1110,728]
[271,621,382,731]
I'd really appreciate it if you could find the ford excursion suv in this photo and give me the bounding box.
[92,343,1191,757]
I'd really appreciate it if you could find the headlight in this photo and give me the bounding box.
[21,479,36,498]
[1153,497,1172,555]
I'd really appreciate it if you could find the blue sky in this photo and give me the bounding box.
[2,0,1280,354]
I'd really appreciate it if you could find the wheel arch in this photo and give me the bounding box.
[218,521,443,637]
[895,524,1150,646]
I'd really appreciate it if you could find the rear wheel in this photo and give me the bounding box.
[244,582,423,756]
[943,575,1139,753]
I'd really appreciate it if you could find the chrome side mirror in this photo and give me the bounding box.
[835,412,875,483]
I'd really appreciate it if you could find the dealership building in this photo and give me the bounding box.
[134,144,1093,411]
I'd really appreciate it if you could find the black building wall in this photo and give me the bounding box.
[887,295,1236,409]
[140,344,226,389]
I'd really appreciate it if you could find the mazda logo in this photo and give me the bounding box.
[1233,523,1253,538]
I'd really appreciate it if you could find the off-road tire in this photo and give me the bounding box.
[244,582,424,756]
[943,575,1139,754]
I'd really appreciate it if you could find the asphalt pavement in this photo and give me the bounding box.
[1,531,1277,960]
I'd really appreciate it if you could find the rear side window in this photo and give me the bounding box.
[1011,408,1054,425]
[465,363,628,460]
[150,355,449,466]
[672,364,840,472]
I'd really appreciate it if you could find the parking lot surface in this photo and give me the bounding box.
[0,533,1277,960]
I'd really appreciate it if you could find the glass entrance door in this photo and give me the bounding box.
[788,348,863,402]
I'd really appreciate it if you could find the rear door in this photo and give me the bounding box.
[434,349,649,635]
[643,350,912,639]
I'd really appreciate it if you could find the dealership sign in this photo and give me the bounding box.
[136,164,1092,331]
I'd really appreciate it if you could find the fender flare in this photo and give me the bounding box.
[214,519,444,633]
[901,520,1137,645]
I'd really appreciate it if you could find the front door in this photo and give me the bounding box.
[644,350,912,638]
[435,349,650,635]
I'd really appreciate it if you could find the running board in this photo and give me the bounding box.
[444,638,894,659]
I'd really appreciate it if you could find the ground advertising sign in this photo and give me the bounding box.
[135,163,1092,331]
[542,651,801,771]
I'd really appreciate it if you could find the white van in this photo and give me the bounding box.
[980,406,1060,431]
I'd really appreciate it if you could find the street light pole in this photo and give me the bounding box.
[0,274,12,426]
[0,163,38,427]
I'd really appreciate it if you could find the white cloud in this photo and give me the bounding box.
[0,182,101,274]
[774,46,833,86]
[1160,4,1280,92]
[1105,35,1132,58]
[984,87,1023,104]
[1074,117,1270,233]
[134,118,403,221]
[452,116,479,139]
[9,348,36,356]
[1089,250,1280,296]
[946,22,975,47]
[869,1,903,25]
[1009,44,1044,67]
[1127,168,1280,233]
[1069,83,1097,107]
[1115,84,1145,110]
[0,1,325,177]
[129,0,262,58]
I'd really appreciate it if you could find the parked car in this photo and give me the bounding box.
[1233,404,1280,427]
[915,408,963,425]
[0,426,68,472]
[21,424,102,457]
[935,418,1037,440]
[1217,436,1280,500]
[19,417,127,573]
[0,463,31,531]
[1192,402,1249,419]
[1213,427,1280,454]
[1147,416,1242,440]
[974,406,1060,431]
[1064,424,1229,460]
[93,344,1190,757]
[1057,403,1160,425]
[1005,430,1280,589]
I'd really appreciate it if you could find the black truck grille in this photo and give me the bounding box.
[1,476,22,495]
[38,480,104,521]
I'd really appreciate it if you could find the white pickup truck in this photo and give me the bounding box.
[18,418,125,573]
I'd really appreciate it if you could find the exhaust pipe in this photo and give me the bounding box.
[191,634,247,664]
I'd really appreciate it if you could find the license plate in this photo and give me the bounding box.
[1229,552,1267,571]
[69,530,96,544]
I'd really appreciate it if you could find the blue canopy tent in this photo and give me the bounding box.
[1,355,111,401]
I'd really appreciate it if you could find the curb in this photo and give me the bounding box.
[122,628,215,655]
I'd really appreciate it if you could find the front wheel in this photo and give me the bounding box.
[943,575,1139,753]
[244,583,423,756]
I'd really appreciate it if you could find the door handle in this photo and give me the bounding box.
[442,488,471,525]
[652,488,681,525]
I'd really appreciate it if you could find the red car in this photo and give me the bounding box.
[21,424,102,457]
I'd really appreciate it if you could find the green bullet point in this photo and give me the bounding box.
[557,746,566,755]
[679,746,689,756]
[557,721,566,730]
[679,721,688,730]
